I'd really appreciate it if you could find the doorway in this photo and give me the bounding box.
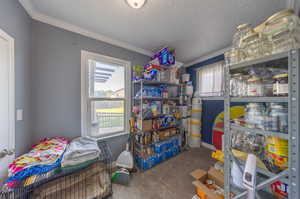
[0,28,15,184]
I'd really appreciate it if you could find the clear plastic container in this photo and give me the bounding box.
[245,103,265,129]
[263,77,274,97]
[247,77,264,96]
[224,48,245,65]
[269,103,288,133]
[233,24,252,48]
[231,129,265,158]
[242,32,272,60]
[230,73,248,97]
[241,75,250,96]
[273,73,288,96]
[230,73,243,96]
[260,33,273,56]
[241,31,262,60]
[263,9,300,54]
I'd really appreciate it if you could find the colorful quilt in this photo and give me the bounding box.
[5,137,69,188]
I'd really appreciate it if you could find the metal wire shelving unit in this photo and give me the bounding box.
[223,50,300,199]
[132,79,183,170]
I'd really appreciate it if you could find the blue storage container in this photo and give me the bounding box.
[153,142,165,153]
[155,152,166,164]
[165,149,174,159]
[172,137,179,146]
[173,146,180,156]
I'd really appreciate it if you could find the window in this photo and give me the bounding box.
[81,51,131,138]
[196,61,224,96]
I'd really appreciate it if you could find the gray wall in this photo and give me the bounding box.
[31,21,149,159]
[297,0,300,15]
[0,0,32,156]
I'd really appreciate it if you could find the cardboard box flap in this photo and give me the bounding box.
[208,167,224,188]
[190,169,207,180]
[192,180,223,199]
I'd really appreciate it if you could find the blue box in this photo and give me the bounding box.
[165,149,174,159]
[155,152,166,164]
[166,140,174,150]
[173,146,180,156]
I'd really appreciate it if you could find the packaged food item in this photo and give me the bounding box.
[137,119,152,131]
[162,88,169,98]
[247,77,264,96]
[231,129,265,158]
[162,102,170,115]
[270,181,288,199]
[273,73,288,96]
[265,137,288,170]
[245,103,265,129]
[268,103,288,133]
[151,47,175,66]
[263,76,274,96]
[150,102,159,116]
[160,69,170,82]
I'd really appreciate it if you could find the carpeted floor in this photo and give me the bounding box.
[110,147,216,199]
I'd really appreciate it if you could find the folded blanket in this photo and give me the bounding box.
[5,137,69,188]
[61,137,101,167]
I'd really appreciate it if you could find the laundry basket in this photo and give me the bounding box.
[0,141,113,199]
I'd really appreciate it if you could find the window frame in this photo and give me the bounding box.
[81,50,131,138]
[196,61,225,97]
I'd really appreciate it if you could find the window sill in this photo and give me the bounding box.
[92,132,130,141]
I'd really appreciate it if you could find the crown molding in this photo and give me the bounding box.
[185,46,231,67]
[19,0,154,57]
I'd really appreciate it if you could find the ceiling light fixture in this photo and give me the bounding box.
[125,0,147,9]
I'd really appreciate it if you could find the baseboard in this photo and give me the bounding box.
[201,142,216,151]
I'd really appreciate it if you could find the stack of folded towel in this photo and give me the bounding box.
[61,137,101,169]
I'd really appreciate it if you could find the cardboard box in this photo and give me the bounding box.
[137,119,152,131]
[190,167,224,199]
[158,130,171,140]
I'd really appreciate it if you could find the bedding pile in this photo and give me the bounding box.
[61,136,101,168]
[4,137,69,188]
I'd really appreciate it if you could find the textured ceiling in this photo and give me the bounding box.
[24,0,286,64]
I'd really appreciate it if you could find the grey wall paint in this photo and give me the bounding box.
[296,0,300,15]
[0,0,32,156]
[31,20,149,159]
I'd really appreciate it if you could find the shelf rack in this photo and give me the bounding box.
[133,97,179,101]
[224,50,300,199]
[132,79,183,170]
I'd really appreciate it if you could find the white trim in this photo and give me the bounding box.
[185,46,230,67]
[201,142,216,151]
[81,50,131,138]
[94,132,130,141]
[287,0,296,9]
[19,0,153,57]
[0,29,15,156]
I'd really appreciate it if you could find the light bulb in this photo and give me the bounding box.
[125,0,147,9]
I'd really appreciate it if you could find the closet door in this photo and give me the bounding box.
[0,29,15,183]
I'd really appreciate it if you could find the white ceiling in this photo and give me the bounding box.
[20,0,287,65]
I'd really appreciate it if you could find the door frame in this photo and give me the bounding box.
[0,28,15,155]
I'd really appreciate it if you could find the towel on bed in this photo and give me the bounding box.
[61,137,101,167]
[5,137,69,188]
